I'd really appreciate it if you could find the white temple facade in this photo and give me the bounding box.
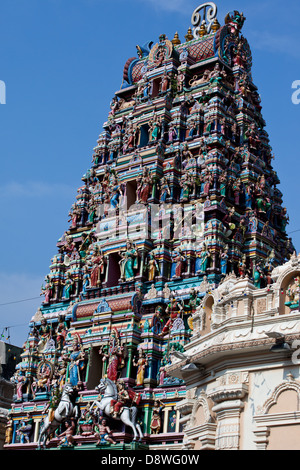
[166,253,300,450]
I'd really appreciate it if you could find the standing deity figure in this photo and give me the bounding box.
[68,202,81,228]
[186,288,201,330]
[55,315,68,351]
[253,260,264,288]
[100,328,125,382]
[11,369,28,402]
[218,172,227,197]
[151,305,165,335]
[180,173,193,202]
[63,272,74,300]
[5,413,13,445]
[149,116,161,142]
[81,265,91,298]
[197,243,211,274]
[68,335,87,387]
[168,124,178,143]
[159,177,171,203]
[136,167,152,204]
[238,254,247,278]
[40,275,53,304]
[37,317,52,352]
[147,251,159,282]
[176,70,185,93]
[119,240,139,282]
[160,70,170,93]
[172,248,186,279]
[133,349,149,387]
[159,293,184,337]
[150,400,165,434]
[90,247,105,288]
[220,246,229,276]
[16,413,33,444]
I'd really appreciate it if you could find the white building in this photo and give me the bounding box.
[166,253,300,450]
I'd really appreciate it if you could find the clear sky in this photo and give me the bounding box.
[0,0,299,347]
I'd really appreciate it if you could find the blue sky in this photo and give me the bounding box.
[0,0,299,346]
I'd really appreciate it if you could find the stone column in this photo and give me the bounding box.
[208,378,248,450]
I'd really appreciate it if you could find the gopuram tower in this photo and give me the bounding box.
[4,4,296,451]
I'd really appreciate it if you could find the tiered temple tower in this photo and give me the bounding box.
[4,4,294,450]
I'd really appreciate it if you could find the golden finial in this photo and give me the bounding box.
[211,18,220,33]
[185,27,194,42]
[172,32,181,45]
[199,21,207,37]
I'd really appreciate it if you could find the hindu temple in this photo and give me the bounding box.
[4,3,300,451]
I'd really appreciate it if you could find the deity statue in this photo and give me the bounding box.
[16,413,33,444]
[160,70,170,93]
[40,275,53,304]
[187,119,197,138]
[220,246,229,276]
[90,247,106,288]
[57,419,76,447]
[176,70,185,92]
[31,362,51,399]
[87,197,97,224]
[218,172,227,197]
[197,243,211,274]
[100,328,125,382]
[5,413,13,445]
[68,202,81,228]
[11,369,28,402]
[150,400,165,434]
[159,293,184,337]
[68,335,87,387]
[168,124,177,143]
[149,116,161,142]
[285,277,300,310]
[94,418,117,446]
[253,260,264,288]
[147,251,159,282]
[172,248,186,279]
[151,305,165,335]
[133,349,149,387]
[110,382,128,418]
[81,265,91,298]
[159,177,171,203]
[180,173,193,202]
[55,315,68,350]
[119,240,139,282]
[136,167,152,204]
[62,272,74,300]
[37,317,52,352]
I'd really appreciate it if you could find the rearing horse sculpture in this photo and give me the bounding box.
[90,378,143,442]
[37,383,78,448]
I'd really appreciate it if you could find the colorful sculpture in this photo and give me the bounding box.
[6,4,295,451]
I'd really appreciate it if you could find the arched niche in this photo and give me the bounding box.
[253,376,300,450]
[278,271,300,315]
[186,391,217,451]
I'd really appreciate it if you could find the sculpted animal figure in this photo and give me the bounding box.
[90,378,143,442]
[37,383,78,448]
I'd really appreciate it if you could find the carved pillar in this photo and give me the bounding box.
[208,375,248,450]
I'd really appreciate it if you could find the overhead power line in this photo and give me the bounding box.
[0,296,41,307]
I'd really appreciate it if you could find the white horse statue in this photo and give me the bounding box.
[38,383,78,448]
[90,378,143,442]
